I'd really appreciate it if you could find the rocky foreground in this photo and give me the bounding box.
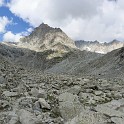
[0,61,124,124]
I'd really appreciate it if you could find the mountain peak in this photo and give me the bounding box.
[39,23,50,27]
[19,23,76,52]
[38,23,53,30]
[110,39,120,44]
[36,23,62,32]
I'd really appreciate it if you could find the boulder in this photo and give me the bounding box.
[18,109,37,124]
[67,85,81,95]
[30,88,39,97]
[65,110,108,124]
[95,98,124,117]
[8,112,18,124]
[38,98,51,110]
[0,100,10,109]
[59,92,83,121]
[111,117,124,124]
[3,91,18,97]
[94,91,103,96]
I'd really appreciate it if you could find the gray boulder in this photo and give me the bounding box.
[59,92,83,121]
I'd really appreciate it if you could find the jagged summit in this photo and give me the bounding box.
[18,23,76,52]
[38,23,62,32]
[39,23,51,28]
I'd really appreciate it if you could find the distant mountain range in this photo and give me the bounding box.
[75,40,124,54]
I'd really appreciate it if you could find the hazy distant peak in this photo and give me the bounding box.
[75,40,124,54]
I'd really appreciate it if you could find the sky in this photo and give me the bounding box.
[0,0,124,42]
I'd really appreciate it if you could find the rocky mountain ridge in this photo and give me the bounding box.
[75,40,124,54]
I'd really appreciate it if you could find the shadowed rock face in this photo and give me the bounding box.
[19,23,76,52]
[0,42,74,70]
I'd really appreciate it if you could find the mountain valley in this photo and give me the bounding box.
[0,24,124,124]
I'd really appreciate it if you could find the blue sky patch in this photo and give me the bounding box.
[0,5,31,41]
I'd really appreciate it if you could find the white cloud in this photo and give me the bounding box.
[7,0,124,42]
[3,31,23,42]
[8,0,102,27]
[27,27,33,33]
[3,28,33,42]
[0,16,11,33]
[0,0,4,6]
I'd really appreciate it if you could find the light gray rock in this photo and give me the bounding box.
[0,76,6,84]
[113,92,122,99]
[37,89,46,98]
[95,105,124,117]
[2,91,18,97]
[18,109,37,124]
[18,97,34,110]
[30,88,39,97]
[83,78,90,83]
[0,100,10,109]
[94,91,103,96]
[95,99,124,118]
[59,92,84,121]
[111,117,124,124]
[67,85,81,95]
[30,88,46,98]
[93,95,105,103]
[79,92,92,99]
[8,112,18,124]
[33,101,41,112]
[38,98,51,109]
[65,110,108,124]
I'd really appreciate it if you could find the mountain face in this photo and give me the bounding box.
[75,40,124,54]
[19,23,76,52]
[0,24,78,70]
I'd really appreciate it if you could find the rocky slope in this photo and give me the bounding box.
[0,60,124,124]
[0,42,75,70]
[75,40,124,54]
[73,46,124,79]
[47,46,124,79]
[46,50,102,74]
